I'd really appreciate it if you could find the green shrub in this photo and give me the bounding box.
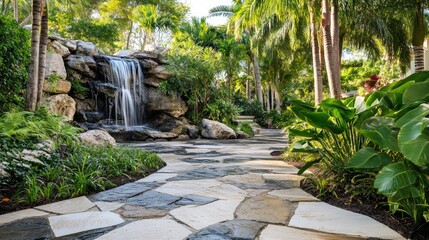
[204,99,240,125]
[238,123,254,137]
[0,16,30,112]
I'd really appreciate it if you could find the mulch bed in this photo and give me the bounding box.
[287,161,429,240]
[0,171,154,215]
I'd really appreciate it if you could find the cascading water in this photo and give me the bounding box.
[104,56,145,128]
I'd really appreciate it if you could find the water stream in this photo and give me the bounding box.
[104,56,145,128]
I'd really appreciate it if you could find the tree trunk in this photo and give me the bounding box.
[13,0,18,20]
[126,21,134,49]
[246,59,252,99]
[413,3,425,72]
[274,71,281,113]
[25,0,42,111]
[270,82,275,111]
[330,0,341,96]
[310,2,323,105]
[252,53,263,105]
[321,0,340,99]
[36,2,48,108]
[265,86,271,111]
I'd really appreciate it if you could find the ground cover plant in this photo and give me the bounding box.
[0,109,164,213]
[288,72,429,238]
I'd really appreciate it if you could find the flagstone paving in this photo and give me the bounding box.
[0,129,405,239]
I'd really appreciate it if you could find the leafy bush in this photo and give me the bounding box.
[289,72,429,230]
[204,99,240,125]
[238,123,254,137]
[0,16,30,112]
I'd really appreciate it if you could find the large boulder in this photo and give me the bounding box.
[146,87,187,118]
[45,53,67,80]
[65,55,97,78]
[201,119,236,139]
[76,41,98,56]
[147,113,184,134]
[79,130,116,147]
[43,94,76,121]
[43,79,71,94]
[48,40,70,57]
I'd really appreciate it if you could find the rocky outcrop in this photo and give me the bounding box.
[48,40,70,57]
[78,130,116,147]
[201,119,236,139]
[76,41,98,56]
[43,94,76,121]
[65,55,96,78]
[146,88,188,118]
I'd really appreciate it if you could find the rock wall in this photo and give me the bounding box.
[43,36,189,139]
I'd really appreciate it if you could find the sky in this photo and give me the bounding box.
[180,0,233,25]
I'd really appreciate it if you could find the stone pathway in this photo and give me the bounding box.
[0,129,405,240]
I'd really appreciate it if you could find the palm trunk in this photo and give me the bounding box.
[126,21,133,49]
[270,83,275,111]
[274,71,281,113]
[13,0,18,20]
[246,59,252,99]
[331,0,341,95]
[413,3,425,72]
[252,53,263,105]
[310,2,323,104]
[265,86,271,111]
[36,2,48,108]
[25,0,42,111]
[321,0,340,99]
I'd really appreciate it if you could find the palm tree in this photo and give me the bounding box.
[309,0,323,104]
[411,2,426,71]
[36,1,48,109]
[25,0,42,111]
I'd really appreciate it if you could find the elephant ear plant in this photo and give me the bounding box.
[288,71,429,232]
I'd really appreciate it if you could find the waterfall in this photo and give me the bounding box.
[104,56,145,128]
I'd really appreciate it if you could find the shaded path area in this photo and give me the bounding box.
[0,129,404,239]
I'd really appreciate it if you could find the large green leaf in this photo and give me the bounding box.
[403,82,429,104]
[291,140,319,153]
[290,99,315,112]
[374,162,419,195]
[361,117,400,151]
[319,98,355,121]
[297,159,321,175]
[395,103,429,128]
[365,91,385,107]
[398,119,429,166]
[288,128,318,138]
[346,147,391,169]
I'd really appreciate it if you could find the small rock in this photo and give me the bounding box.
[0,163,10,178]
[78,130,116,147]
[146,130,178,140]
[76,41,98,56]
[21,149,50,159]
[201,119,236,139]
[43,94,76,121]
[236,130,249,139]
[186,125,199,139]
[21,155,45,165]
[34,140,54,153]
[177,134,190,141]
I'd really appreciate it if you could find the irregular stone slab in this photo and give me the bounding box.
[125,191,180,210]
[176,195,218,206]
[97,218,192,240]
[115,205,167,219]
[94,201,125,212]
[0,208,49,225]
[137,173,177,183]
[170,199,243,230]
[156,179,222,196]
[0,217,53,239]
[157,162,197,173]
[259,225,361,240]
[263,174,304,188]
[201,183,248,200]
[49,212,123,237]
[170,166,248,181]
[89,182,160,202]
[268,188,319,202]
[35,196,95,214]
[188,220,265,240]
[289,202,405,240]
[235,195,295,224]
[179,157,220,164]
[220,173,265,185]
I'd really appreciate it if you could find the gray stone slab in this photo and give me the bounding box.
[35,196,95,214]
[179,157,220,164]
[262,174,304,188]
[170,199,243,230]
[0,217,53,240]
[0,208,49,225]
[96,218,192,240]
[176,194,218,206]
[136,173,177,183]
[235,195,296,224]
[259,225,362,240]
[89,182,160,202]
[125,190,180,210]
[170,166,248,181]
[94,201,125,212]
[49,211,124,237]
[187,220,266,240]
[289,202,405,239]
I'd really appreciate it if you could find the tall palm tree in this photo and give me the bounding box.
[412,2,426,71]
[36,1,48,109]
